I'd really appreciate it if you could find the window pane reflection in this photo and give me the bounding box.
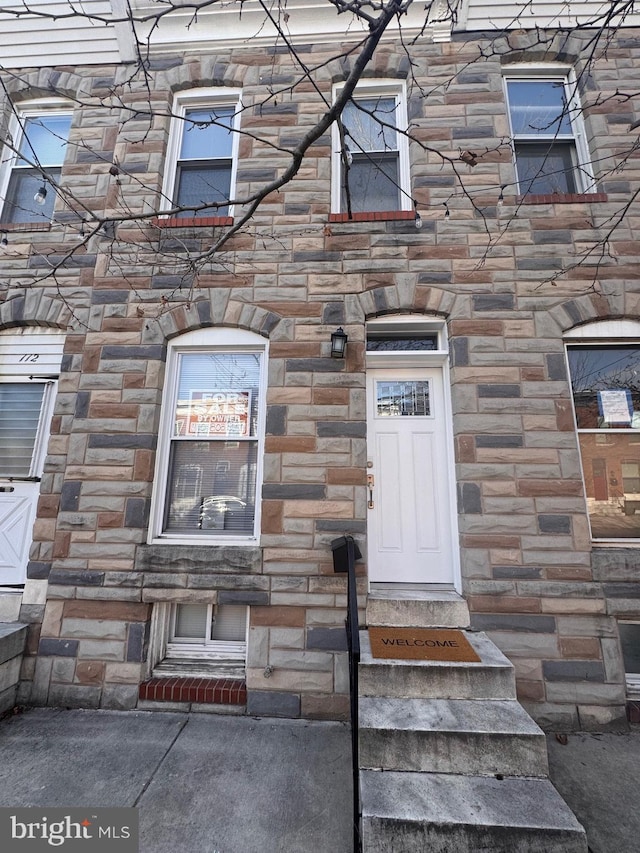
[577,432,640,538]
[568,346,640,429]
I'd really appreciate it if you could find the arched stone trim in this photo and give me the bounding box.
[548,292,638,338]
[328,54,411,85]
[144,297,287,345]
[354,282,455,323]
[499,31,585,69]
[2,70,90,104]
[162,62,246,95]
[0,290,71,331]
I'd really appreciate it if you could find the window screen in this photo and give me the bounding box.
[174,106,235,217]
[342,96,401,213]
[506,78,582,196]
[172,603,247,644]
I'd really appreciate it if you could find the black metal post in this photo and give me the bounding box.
[331,535,362,853]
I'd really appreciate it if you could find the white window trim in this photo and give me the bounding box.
[564,319,640,545]
[149,327,267,546]
[0,99,73,223]
[502,65,595,195]
[365,315,449,368]
[331,80,412,214]
[160,87,242,218]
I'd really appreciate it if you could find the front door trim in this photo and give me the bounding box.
[365,315,461,593]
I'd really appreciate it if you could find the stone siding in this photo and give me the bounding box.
[0,26,638,727]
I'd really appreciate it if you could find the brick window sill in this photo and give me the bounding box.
[517,193,608,205]
[328,210,415,223]
[152,216,234,228]
[139,677,247,705]
[0,221,52,232]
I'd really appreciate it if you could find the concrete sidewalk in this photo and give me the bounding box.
[547,730,640,853]
[0,708,353,853]
[1,707,639,853]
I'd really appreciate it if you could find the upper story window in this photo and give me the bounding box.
[162,89,241,219]
[0,105,72,223]
[332,83,411,215]
[504,70,594,196]
[566,321,640,541]
[150,328,267,544]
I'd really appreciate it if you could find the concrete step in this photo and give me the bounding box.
[358,630,516,700]
[366,588,470,628]
[359,696,549,777]
[360,770,587,853]
[0,622,27,715]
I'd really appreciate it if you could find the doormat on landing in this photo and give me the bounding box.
[368,627,481,662]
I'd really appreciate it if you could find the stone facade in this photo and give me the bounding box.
[1,22,639,729]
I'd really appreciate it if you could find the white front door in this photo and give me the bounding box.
[366,367,457,585]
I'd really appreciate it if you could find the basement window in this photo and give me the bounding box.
[149,601,248,679]
[619,622,640,697]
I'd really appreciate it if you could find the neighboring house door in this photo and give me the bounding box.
[592,457,608,502]
[366,366,457,585]
[0,329,64,585]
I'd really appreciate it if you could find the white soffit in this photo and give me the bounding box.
[125,0,457,52]
[461,0,640,33]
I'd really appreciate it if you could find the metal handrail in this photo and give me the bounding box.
[331,535,362,853]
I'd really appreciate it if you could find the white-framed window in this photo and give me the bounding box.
[331,82,411,215]
[504,68,594,196]
[0,101,72,224]
[167,602,248,660]
[565,320,640,541]
[149,327,267,544]
[147,600,248,677]
[161,88,241,218]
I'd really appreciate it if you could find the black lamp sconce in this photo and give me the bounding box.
[330,327,348,358]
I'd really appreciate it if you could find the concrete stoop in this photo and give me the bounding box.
[359,592,587,852]
[0,622,27,715]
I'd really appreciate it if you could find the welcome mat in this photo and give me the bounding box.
[368,627,481,662]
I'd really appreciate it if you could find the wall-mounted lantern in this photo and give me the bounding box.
[330,327,348,359]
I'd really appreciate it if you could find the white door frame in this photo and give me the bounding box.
[365,316,461,592]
